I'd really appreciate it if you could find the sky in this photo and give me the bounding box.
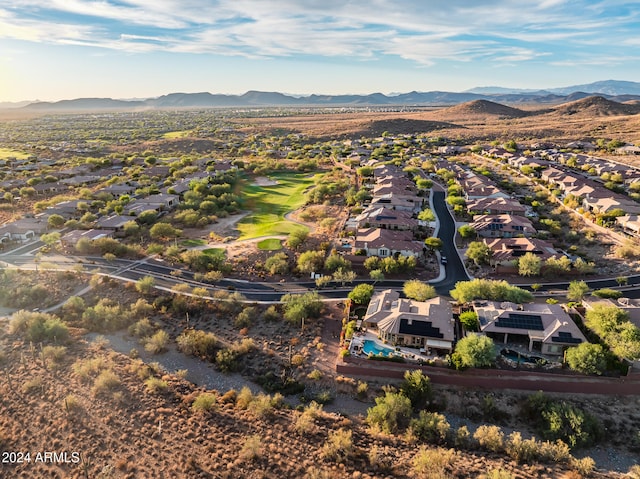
[0,0,639,102]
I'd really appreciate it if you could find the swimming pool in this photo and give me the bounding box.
[500,348,547,365]
[362,339,395,357]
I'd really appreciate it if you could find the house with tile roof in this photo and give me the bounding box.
[473,301,587,356]
[363,290,455,353]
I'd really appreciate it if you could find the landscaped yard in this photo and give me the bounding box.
[237,172,319,240]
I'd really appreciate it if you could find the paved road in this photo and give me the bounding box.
[430,190,470,295]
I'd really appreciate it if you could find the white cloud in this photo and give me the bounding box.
[1,0,637,68]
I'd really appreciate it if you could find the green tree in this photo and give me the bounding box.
[403,280,436,302]
[47,214,65,229]
[518,252,541,277]
[465,241,492,266]
[567,280,589,302]
[348,284,374,305]
[369,269,385,284]
[40,232,61,248]
[286,229,309,250]
[452,334,495,369]
[366,391,412,434]
[297,250,325,274]
[149,222,182,241]
[264,252,289,275]
[324,253,351,273]
[417,208,435,222]
[450,279,533,304]
[281,292,323,326]
[458,224,476,240]
[424,237,443,252]
[459,311,479,331]
[565,343,607,375]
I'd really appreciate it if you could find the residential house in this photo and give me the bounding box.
[617,215,640,236]
[96,215,132,236]
[485,237,560,268]
[363,290,455,353]
[61,229,113,247]
[473,301,587,356]
[466,197,527,216]
[582,196,640,215]
[353,228,424,258]
[470,214,536,238]
[355,207,418,231]
[369,193,420,213]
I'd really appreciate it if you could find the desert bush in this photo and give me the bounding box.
[128,318,156,338]
[627,465,640,479]
[571,456,595,476]
[366,391,412,434]
[92,370,121,396]
[411,447,455,478]
[291,353,305,367]
[236,386,254,409]
[129,298,154,318]
[216,348,239,372]
[144,329,169,354]
[73,357,108,381]
[505,432,539,463]
[523,392,602,448]
[9,310,69,342]
[400,369,433,410]
[247,393,280,418]
[322,429,354,463]
[409,411,450,444]
[234,306,256,329]
[191,392,217,413]
[219,389,237,404]
[455,425,471,449]
[261,305,281,322]
[145,377,168,394]
[356,381,369,399]
[473,425,504,452]
[239,434,262,462]
[42,345,67,363]
[62,394,81,414]
[22,377,44,395]
[307,369,323,380]
[176,329,218,359]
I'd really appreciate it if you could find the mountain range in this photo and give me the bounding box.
[7,80,640,111]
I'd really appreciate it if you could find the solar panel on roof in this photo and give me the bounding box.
[398,318,444,338]
[551,331,582,344]
[495,313,544,331]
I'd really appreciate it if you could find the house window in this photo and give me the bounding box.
[379,248,389,257]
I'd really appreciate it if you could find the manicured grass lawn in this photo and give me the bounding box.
[237,172,319,240]
[180,238,207,247]
[256,238,282,251]
[0,148,30,160]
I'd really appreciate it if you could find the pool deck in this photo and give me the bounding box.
[348,331,439,363]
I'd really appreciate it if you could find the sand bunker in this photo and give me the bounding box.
[253,176,279,186]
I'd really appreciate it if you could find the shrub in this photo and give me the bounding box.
[322,429,354,463]
[42,345,67,364]
[247,393,278,418]
[239,434,262,462]
[455,425,471,449]
[191,392,217,413]
[215,348,239,372]
[571,456,595,476]
[411,447,455,478]
[128,318,156,338]
[236,386,254,409]
[145,377,168,394]
[592,288,623,299]
[409,411,450,444]
[366,391,412,434]
[9,310,69,343]
[22,377,44,395]
[62,394,82,414]
[505,432,539,463]
[92,370,121,396]
[480,469,515,479]
[73,357,107,381]
[307,369,323,380]
[144,329,169,354]
[452,334,496,369]
[565,343,607,375]
[400,370,432,410]
[234,306,255,329]
[177,329,218,359]
[473,425,504,452]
